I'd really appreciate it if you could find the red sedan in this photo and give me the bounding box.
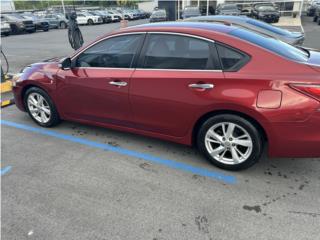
[12,22,320,170]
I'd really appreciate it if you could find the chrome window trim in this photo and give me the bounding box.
[141,31,220,71]
[71,31,147,61]
[147,31,216,44]
[71,31,223,72]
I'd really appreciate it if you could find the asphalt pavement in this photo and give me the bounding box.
[1,18,320,240]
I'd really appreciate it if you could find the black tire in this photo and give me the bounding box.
[44,28,49,32]
[60,21,67,29]
[87,19,94,25]
[24,87,61,127]
[197,114,263,171]
[313,16,318,22]
[318,19,320,25]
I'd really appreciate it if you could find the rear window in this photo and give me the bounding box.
[246,19,291,36]
[230,28,308,62]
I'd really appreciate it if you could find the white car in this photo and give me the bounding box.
[76,12,102,25]
[107,11,122,22]
[1,21,11,36]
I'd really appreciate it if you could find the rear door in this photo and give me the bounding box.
[129,33,225,137]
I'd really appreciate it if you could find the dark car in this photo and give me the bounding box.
[149,9,167,23]
[313,4,320,25]
[184,15,304,45]
[1,14,35,34]
[12,22,320,170]
[251,4,280,23]
[21,14,49,32]
[216,4,241,16]
[181,6,201,19]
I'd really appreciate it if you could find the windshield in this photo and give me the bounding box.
[5,14,23,20]
[247,19,291,36]
[152,10,166,17]
[221,5,238,10]
[230,28,308,62]
[258,6,276,11]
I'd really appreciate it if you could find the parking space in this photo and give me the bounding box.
[1,16,320,240]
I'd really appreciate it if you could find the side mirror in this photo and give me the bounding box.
[59,57,71,70]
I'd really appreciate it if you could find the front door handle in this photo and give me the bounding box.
[109,81,128,87]
[188,83,214,90]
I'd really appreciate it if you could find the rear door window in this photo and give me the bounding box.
[141,34,220,70]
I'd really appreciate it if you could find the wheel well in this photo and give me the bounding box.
[21,84,47,108]
[192,110,268,146]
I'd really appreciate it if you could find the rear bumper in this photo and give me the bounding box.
[268,111,320,158]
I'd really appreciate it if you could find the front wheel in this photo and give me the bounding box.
[24,87,61,127]
[60,21,67,29]
[87,19,94,25]
[197,114,263,170]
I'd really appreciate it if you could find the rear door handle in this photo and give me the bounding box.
[188,83,214,90]
[109,81,128,87]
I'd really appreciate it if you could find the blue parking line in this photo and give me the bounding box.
[1,120,237,184]
[1,166,12,176]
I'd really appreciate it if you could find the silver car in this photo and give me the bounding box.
[184,15,305,46]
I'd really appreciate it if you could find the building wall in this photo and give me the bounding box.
[1,0,15,11]
[138,0,157,12]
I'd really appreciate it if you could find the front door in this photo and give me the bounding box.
[56,33,144,127]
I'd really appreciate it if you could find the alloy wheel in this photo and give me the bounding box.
[27,93,51,124]
[204,122,253,165]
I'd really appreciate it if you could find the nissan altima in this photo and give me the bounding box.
[12,22,320,170]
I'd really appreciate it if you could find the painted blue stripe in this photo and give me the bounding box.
[1,120,236,184]
[1,166,12,176]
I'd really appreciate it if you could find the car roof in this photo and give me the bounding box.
[126,22,237,34]
[185,15,249,22]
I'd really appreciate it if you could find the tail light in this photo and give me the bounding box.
[290,84,320,102]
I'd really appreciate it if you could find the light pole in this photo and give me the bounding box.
[61,0,66,16]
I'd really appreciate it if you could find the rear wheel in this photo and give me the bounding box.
[24,87,60,127]
[313,16,318,22]
[197,114,263,170]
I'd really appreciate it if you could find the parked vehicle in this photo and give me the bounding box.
[251,4,280,23]
[122,10,138,20]
[91,11,112,23]
[12,22,320,170]
[43,13,68,29]
[1,21,11,36]
[184,15,305,45]
[149,9,167,22]
[1,14,35,34]
[105,10,121,22]
[216,4,241,16]
[21,14,49,32]
[307,0,320,16]
[181,6,201,19]
[76,12,103,25]
[313,4,320,25]
[237,4,253,16]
